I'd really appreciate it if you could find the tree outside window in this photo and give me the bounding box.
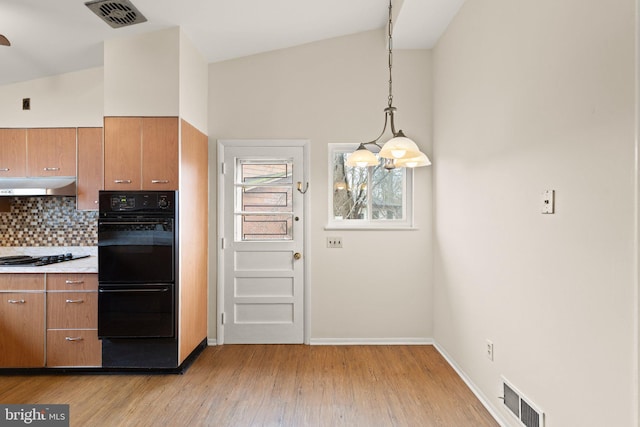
[329,144,413,229]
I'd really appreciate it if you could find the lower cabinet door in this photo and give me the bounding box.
[0,292,45,367]
[46,330,101,367]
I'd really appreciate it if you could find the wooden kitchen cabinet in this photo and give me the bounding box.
[104,117,178,191]
[47,273,98,291]
[26,128,76,177]
[46,273,101,367]
[0,274,45,368]
[141,117,179,190]
[46,330,101,367]
[46,292,97,329]
[0,128,27,177]
[77,127,104,210]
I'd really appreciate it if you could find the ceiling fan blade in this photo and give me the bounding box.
[0,35,11,46]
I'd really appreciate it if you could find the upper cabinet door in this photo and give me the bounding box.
[26,128,76,177]
[104,117,142,190]
[0,128,27,177]
[77,127,104,210]
[141,117,179,190]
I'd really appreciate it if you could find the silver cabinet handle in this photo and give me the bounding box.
[151,180,169,184]
[65,337,84,342]
[8,299,26,304]
[43,167,60,171]
[114,179,132,184]
[65,280,84,285]
[0,168,9,171]
[65,299,84,304]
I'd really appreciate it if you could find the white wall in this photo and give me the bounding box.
[179,29,208,134]
[0,67,103,127]
[208,30,433,342]
[104,27,180,117]
[433,0,636,426]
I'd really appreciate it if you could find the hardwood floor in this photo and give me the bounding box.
[0,345,499,427]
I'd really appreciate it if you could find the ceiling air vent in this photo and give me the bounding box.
[85,0,147,28]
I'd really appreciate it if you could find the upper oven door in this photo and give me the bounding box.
[98,217,175,283]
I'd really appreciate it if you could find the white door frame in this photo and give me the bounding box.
[216,139,311,345]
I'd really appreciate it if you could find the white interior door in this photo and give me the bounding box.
[218,141,307,344]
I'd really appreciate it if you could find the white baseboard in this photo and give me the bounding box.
[309,337,433,345]
[207,338,217,346]
[433,341,508,427]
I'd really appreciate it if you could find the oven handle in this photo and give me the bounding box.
[99,288,170,293]
[98,221,170,225]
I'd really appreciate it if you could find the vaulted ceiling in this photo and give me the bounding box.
[0,0,465,86]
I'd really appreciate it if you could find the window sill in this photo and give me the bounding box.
[324,224,418,231]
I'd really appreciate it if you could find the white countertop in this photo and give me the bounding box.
[0,246,98,273]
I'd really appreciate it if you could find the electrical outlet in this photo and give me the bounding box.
[486,339,494,361]
[327,237,343,248]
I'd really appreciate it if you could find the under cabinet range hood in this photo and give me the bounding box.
[0,177,76,196]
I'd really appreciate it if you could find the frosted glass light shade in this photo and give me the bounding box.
[379,136,422,160]
[394,151,431,168]
[346,146,379,167]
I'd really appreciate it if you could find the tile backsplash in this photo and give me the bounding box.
[0,197,97,246]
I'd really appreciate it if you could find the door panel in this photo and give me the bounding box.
[220,142,305,344]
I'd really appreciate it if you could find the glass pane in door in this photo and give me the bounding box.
[235,159,294,241]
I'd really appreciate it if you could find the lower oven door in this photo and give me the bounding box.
[98,284,174,339]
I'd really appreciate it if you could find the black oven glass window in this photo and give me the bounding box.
[98,219,174,283]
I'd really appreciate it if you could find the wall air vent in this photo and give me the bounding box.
[85,0,147,28]
[501,377,545,427]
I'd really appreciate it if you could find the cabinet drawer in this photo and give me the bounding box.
[47,292,97,329]
[46,329,101,367]
[0,274,44,291]
[47,273,98,291]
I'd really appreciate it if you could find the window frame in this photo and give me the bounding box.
[326,143,415,230]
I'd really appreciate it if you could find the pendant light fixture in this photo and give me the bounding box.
[346,0,431,169]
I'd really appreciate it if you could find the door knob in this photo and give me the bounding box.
[293,252,302,260]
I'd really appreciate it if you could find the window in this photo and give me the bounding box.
[328,143,414,229]
[235,159,294,241]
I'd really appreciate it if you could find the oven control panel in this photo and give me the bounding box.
[100,191,175,213]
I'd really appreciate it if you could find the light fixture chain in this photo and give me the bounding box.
[388,0,393,108]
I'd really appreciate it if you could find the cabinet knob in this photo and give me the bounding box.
[151,180,169,184]
[114,179,132,184]
[65,280,84,285]
[43,167,60,171]
[65,337,84,342]
[0,168,9,172]
[7,299,26,304]
[65,299,85,304]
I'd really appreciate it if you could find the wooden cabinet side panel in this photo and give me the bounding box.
[141,117,179,190]
[26,128,77,176]
[0,274,45,291]
[77,128,104,210]
[0,292,45,367]
[178,119,209,364]
[104,117,141,190]
[0,128,27,177]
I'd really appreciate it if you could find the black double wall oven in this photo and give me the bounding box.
[98,191,178,368]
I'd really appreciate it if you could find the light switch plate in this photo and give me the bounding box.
[542,190,555,214]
